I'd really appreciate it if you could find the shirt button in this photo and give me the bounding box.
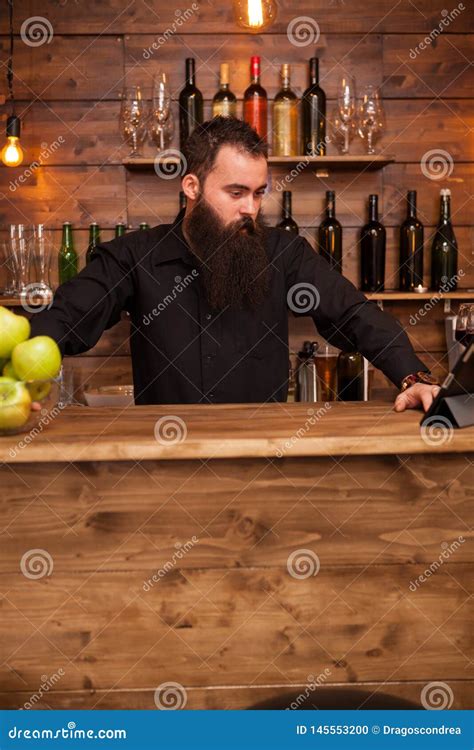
[205,313,212,320]
[209,392,215,399]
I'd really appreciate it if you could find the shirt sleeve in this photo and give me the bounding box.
[283,235,430,388]
[29,238,134,357]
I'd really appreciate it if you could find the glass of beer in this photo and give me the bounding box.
[315,343,339,401]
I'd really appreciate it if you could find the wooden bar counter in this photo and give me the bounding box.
[0,402,472,710]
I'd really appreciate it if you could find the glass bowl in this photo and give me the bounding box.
[0,376,61,437]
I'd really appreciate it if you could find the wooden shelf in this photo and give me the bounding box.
[368,291,474,301]
[122,154,395,171]
[2,290,473,309]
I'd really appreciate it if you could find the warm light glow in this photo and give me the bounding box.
[247,0,264,27]
[1,136,24,167]
[234,0,276,32]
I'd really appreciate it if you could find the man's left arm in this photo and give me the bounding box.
[283,236,440,411]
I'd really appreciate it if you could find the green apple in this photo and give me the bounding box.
[12,335,62,382]
[2,360,18,379]
[0,376,32,430]
[0,306,30,359]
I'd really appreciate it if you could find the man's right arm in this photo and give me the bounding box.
[29,238,134,356]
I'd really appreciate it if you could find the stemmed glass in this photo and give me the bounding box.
[330,75,357,155]
[357,85,385,155]
[150,72,173,153]
[120,86,149,158]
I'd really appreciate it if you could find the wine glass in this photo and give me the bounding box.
[150,72,172,153]
[120,86,149,158]
[330,75,357,154]
[357,85,385,155]
[455,303,474,349]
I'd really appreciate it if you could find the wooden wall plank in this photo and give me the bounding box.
[2,0,472,34]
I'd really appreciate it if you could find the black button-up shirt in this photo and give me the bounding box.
[30,209,428,405]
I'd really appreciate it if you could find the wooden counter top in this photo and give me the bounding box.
[1,401,472,463]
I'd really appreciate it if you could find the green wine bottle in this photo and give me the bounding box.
[58,222,78,284]
[85,222,101,264]
[430,188,458,291]
[115,223,127,238]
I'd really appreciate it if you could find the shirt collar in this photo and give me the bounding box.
[152,208,197,267]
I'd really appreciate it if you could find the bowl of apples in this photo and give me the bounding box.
[0,306,62,436]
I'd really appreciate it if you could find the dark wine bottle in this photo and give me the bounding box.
[243,56,268,142]
[302,57,326,156]
[115,223,126,238]
[430,188,458,291]
[399,190,424,291]
[360,194,386,292]
[58,222,78,284]
[139,222,149,231]
[317,190,342,272]
[86,222,101,264]
[277,191,299,233]
[179,58,204,151]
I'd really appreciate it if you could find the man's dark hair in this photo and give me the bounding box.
[182,116,268,185]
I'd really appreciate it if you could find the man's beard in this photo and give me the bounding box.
[183,195,271,312]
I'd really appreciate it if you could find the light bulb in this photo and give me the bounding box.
[1,136,24,167]
[1,115,24,167]
[233,0,277,32]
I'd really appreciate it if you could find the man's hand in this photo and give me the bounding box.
[394,383,441,413]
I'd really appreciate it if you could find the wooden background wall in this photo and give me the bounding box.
[1,0,473,399]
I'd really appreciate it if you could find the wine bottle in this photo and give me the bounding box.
[317,190,342,272]
[277,191,299,233]
[115,223,126,238]
[179,58,204,151]
[85,222,101,264]
[179,191,187,211]
[243,56,267,142]
[360,194,386,292]
[430,188,458,291]
[273,64,299,156]
[139,222,150,231]
[302,57,326,156]
[58,222,78,284]
[399,190,424,291]
[337,351,365,401]
[212,63,237,118]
